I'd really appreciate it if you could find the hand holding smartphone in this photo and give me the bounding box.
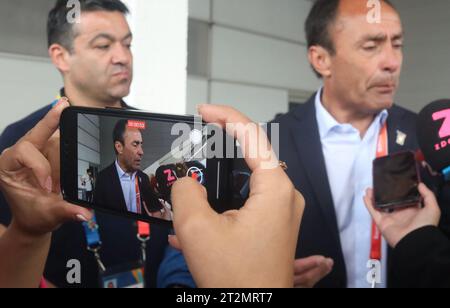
[60,107,238,225]
[373,151,421,211]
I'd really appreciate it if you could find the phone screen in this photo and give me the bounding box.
[373,151,421,210]
[61,108,224,224]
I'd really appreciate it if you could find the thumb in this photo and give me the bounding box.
[171,177,217,232]
[168,235,182,251]
[418,183,441,217]
[418,183,437,207]
[57,202,93,223]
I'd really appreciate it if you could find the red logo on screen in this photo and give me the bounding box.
[128,120,146,130]
[433,109,450,151]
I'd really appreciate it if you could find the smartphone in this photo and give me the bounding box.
[60,107,239,225]
[373,151,421,211]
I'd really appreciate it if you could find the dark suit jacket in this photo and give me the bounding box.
[272,94,423,288]
[94,163,163,217]
[392,226,450,288]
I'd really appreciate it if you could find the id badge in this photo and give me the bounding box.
[99,262,145,288]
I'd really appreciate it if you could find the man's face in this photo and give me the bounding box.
[66,11,133,102]
[117,128,144,173]
[326,0,403,114]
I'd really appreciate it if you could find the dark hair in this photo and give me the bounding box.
[47,0,129,51]
[113,119,128,154]
[305,0,396,78]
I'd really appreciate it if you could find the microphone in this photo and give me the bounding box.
[417,99,450,180]
[155,161,206,200]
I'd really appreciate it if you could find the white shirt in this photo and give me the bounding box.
[80,174,93,192]
[115,160,139,214]
[315,88,389,288]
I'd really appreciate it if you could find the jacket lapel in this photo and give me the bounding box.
[111,163,128,212]
[386,106,415,154]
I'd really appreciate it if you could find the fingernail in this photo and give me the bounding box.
[54,97,69,108]
[76,214,88,222]
[44,176,52,193]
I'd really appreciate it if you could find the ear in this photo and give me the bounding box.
[115,142,124,155]
[48,44,71,74]
[308,45,332,78]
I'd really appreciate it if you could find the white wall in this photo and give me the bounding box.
[0,53,62,132]
[123,0,189,114]
[0,0,189,133]
[77,114,100,188]
[392,0,450,112]
[187,0,320,123]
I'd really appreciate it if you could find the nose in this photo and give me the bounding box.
[137,145,144,156]
[381,44,402,74]
[112,43,131,66]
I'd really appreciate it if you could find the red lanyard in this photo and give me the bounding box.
[370,124,388,261]
[135,176,150,236]
[138,221,150,238]
[135,177,142,215]
[135,176,151,262]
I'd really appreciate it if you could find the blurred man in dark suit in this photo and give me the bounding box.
[94,120,171,220]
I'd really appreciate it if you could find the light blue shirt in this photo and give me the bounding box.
[115,160,139,214]
[315,89,389,288]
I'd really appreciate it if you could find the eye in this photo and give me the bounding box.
[363,44,377,51]
[393,42,404,49]
[96,45,110,50]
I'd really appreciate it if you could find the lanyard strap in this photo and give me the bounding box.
[82,212,151,271]
[137,220,151,263]
[82,212,101,248]
[135,176,142,214]
[370,124,388,261]
[82,213,106,272]
[135,176,151,261]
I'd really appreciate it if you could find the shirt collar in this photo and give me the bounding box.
[315,87,388,139]
[115,160,137,179]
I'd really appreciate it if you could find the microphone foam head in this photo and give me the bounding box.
[417,99,450,172]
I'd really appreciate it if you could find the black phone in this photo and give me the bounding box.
[60,106,239,225]
[373,151,421,211]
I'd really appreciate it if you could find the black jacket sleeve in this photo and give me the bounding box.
[392,226,450,288]
[140,173,163,213]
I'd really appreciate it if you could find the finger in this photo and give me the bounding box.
[418,183,438,208]
[171,177,218,234]
[294,256,326,275]
[294,259,333,288]
[53,201,93,223]
[168,234,182,251]
[20,98,69,150]
[198,104,278,172]
[1,141,52,191]
[45,131,61,193]
[294,256,324,275]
